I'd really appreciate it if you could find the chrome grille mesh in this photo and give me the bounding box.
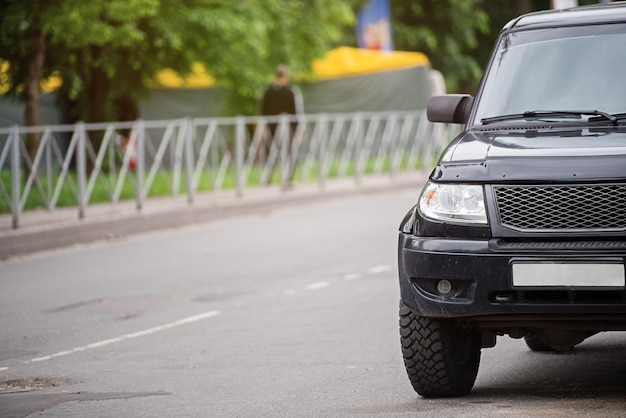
[493,184,626,231]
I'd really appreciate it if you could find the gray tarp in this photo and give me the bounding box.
[140,64,432,119]
[1,63,432,127]
[140,87,226,120]
[0,93,62,129]
[300,64,432,114]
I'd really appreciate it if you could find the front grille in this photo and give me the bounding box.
[490,239,626,251]
[493,184,626,232]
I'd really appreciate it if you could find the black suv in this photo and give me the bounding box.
[398,3,626,398]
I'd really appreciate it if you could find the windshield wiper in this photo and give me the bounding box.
[589,112,626,125]
[481,110,618,126]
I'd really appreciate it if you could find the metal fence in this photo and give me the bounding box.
[0,110,450,229]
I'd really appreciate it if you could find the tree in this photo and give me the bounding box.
[390,0,490,94]
[0,0,163,163]
[195,0,360,115]
[0,0,60,158]
[0,0,360,134]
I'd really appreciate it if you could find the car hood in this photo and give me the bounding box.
[432,127,626,183]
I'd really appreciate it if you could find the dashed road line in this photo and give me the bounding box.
[23,310,221,365]
[283,264,393,296]
[306,281,330,290]
[5,265,395,371]
[343,273,361,281]
[368,265,391,274]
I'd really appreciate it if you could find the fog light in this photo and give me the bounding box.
[436,279,453,295]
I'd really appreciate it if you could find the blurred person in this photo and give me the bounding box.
[260,64,303,188]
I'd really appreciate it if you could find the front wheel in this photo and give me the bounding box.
[399,305,481,398]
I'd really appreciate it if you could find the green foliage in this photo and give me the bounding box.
[0,0,55,97]
[214,0,359,115]
[390,0,489,94]
[0,0,360,124]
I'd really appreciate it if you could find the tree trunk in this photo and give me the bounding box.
[24,29,45,168]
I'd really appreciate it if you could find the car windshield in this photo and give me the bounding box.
[472,23,626,126]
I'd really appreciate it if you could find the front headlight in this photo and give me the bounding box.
[419,182,487,224]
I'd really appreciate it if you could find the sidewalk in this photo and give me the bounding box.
[0,171,429,260]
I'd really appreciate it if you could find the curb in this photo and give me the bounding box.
[0,172,429,260]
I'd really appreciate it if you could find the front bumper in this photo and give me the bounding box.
[398,233,626,319]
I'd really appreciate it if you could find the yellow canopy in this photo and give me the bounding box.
[312,46,429,80]
[2,47,430,92]
[0,61,62,94]
[149,62,216,88]
[149,47,430,88]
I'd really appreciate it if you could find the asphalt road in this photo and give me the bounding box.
[1,189,625,417]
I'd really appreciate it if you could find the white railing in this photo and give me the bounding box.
[0,111,451,229]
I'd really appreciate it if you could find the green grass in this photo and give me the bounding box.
[0,154,427,214]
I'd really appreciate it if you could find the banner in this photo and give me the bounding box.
[357,0,394,51]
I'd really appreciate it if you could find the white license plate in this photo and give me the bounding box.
[512,262,625,287]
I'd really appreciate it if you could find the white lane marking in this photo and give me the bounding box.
[26,310,221,364]
[0,367,9,371]
[343,273,361,281]
[368,265,391,274]
[306,281,330,290]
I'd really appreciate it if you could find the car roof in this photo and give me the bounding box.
[504,2,626,31]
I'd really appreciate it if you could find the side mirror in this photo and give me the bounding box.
[427,95,474,124]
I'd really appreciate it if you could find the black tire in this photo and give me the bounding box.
[524,333,558,352]
[523,331,585,352]
[399,304,481,398]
